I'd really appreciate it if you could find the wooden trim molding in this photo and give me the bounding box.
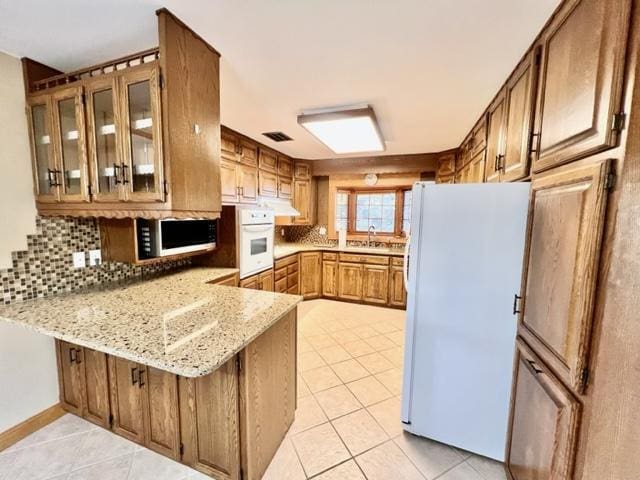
[0,404,65,452]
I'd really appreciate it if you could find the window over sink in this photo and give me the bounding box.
[335,187,411,237]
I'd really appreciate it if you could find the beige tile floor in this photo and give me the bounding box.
[0,299,507,480]
[263,299,508,480]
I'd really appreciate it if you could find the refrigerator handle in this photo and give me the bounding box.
[403,235,411,291]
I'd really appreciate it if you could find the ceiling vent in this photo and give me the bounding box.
[262,131,293,142]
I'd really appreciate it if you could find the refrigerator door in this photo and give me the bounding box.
[401,182,530,461]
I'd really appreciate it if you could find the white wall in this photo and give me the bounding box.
[0,51,59,433]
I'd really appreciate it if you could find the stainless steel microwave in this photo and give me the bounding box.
[136,218,217,259]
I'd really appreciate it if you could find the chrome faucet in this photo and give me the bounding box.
[367,225,376,248]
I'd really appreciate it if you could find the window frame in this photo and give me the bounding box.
[336,186,411,238]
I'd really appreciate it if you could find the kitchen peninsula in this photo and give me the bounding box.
[0,267,301,480]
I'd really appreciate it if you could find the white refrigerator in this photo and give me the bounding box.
[401,181,530,461]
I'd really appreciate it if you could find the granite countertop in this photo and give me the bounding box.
[0,267,302,378]
[274,243,405,259]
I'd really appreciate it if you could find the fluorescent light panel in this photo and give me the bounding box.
[298,106,385,154]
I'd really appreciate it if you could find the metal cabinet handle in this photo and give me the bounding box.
[513,294,522,315]
[113,163,122,185]
[527,359,543,374]
[48,169,61,188]
[530,132,541,154]
[131,367,138,385]
[497,154,505,171]
[138,369,145,388]
[74,348,82,364]
[121,163,130,184]
[69,348,77,363]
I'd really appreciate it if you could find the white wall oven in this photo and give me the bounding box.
[237,207,274,278]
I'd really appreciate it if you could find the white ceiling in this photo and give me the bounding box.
[0,0,559,159]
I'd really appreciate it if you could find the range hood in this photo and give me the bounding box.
[259,198,300,217]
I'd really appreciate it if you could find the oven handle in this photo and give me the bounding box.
[242,225,274,233]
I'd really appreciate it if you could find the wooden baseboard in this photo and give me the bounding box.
[0,404,65,452]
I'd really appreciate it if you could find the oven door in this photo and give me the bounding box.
[239,224,274,278]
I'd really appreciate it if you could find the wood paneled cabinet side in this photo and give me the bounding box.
[506,339,581,480]
[518,159,612,393]
[292,178,312,225]
[531,0,631,173]
[56,340,110,428]
[338,262,364,301]
[322,260,338,298]
[389,265,407,308]
[362,264,389,304]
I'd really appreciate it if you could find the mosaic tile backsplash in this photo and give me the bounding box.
[1,216,189,305]
[282,224,405,249]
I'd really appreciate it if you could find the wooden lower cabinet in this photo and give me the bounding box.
[239,269,274,292]
[56,308,297,480]
[362,265,389,304]
[210,272,239,287]
[179,357,240,480]
[507,339,581,480]
[274,255,299,294]
[299,252,321,299]
[56,340,110,428]
[338,263,363,301]
[388,266,407,308]
[322,260,338,298]
[108,356,181,459]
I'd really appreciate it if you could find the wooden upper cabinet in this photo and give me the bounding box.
[467,150,486,184]
[258,170,278,197]
[239,139,258,167]
[294,162,311,180]
[221,128,240,162]
[50,86,90,202]
[437,153,456,178]
[220,160,240,203]
[507,339,581,480]
[532,0,631,172]
[119,64,165,203]
[278,176,293,199]
[501,49,539,182]
[27,94,59,203]
[277,155,293,178]
[86,76,125,203]
[469,117,487,157]
[292,179,311,225]
[178,358,240,479]
[299,252,321,299]
[258,148,278,173]
[519,159,611,392]
[485,92,506,183]
[239,164,258,203]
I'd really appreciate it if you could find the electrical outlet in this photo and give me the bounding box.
[89,249,102,266]
[280,228,285,237]
[72,252,86,269]
[319,226,327,235]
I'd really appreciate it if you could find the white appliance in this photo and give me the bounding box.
[237,207,275,279]
[401,181,530,461]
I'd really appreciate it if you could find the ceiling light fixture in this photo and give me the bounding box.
[297,104,385,154]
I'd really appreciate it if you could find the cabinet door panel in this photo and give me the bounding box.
[56,341,83,415]
[142,367,180,459]
[322,261,338,298]
[81,348,111,428]
[179,357,240,479]
[293,179,311,225]
[293,162,311,180]
[507,340,581,480]
[362,265,389,304]
[51,87,90,202]
[240,139,258,167]
[519,160,610,391]
[485,93,506,183]
[502,50,539,182]
[532,0,631,172]
[299,252,321,299]
[338,263,363,301]
[258,148,277,173]
[277,155,293,178]
[389,266,407,308]
[258,270,275,292]
[278,176,293,199]
[108,356,145,444]
[259,170,278,198]
[220,160,239,203]
[120,64,165,203]
[27,95,59,202]
[87,78,124,202]
[239,165,258,203]
[221,129,239,162]
[240,275,260,290]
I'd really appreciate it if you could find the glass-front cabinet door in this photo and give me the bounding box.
[87,78,124,202]
[27,95,59,202]
[119,64,164,202]
[51,87,90,202]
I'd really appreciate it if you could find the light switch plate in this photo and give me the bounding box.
[319,226,327,235]
[72,252,86,269]
[89,249,102,266]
